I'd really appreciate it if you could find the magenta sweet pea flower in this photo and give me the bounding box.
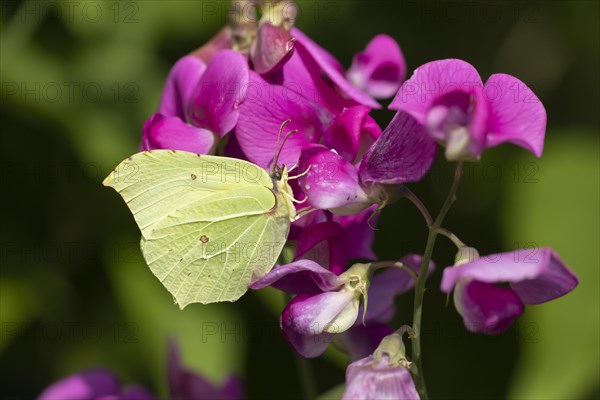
[298,112,436,215]
[142,50,249,154]
[441,247,578,334]
[235,69,328,169]
[250,254,433,358]
[38,369,154,400]
[343,356,418,400]
[389,59,546,160]
[235,75,382,169]
[342,333,419,400]
[168,340,242,400]
[347,34,407,99]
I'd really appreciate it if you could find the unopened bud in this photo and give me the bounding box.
[454,246,480,266]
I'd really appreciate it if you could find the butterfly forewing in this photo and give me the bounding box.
[103,150,291,306]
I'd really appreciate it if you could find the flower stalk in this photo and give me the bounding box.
[410,161,463,399]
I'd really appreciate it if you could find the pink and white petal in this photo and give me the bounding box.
[343,358,419,400]
[248,259,344,294]
[484,73,546,157]
[347,34,406,99]
[324,105,381,162]
[454,280,524,335]
[142,113,217,154]
[236,72,326,169]
[510,249,578,304]
[187,50,249,136]
[334,206,379,260]
[359,111,437,184]
[389,59,482,123]
[281,317,335,359]
[292,28,381,109]
[298,146,371,213]
[158,56,207,119]
[282,291,355,336]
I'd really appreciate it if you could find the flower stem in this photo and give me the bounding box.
[436,227,467,248]
[294,355,318,400]
[410,161,464,399]
[402,186,434,227]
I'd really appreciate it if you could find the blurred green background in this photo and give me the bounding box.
[1,1,598,399]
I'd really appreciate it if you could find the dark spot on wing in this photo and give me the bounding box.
[199,235,209,243]
[191,173,197,180]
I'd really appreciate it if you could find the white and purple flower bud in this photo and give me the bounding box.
[342,333,419,400]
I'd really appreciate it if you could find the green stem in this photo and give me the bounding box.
[370,260,418,282]
[410,161,464,399]
[402,186,434,227]
[294,355,318,400]
[436,227,467,248]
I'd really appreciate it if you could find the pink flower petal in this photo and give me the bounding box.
[298,145,371,214]
[454,280,524,335]
[334,206,379,260]
[440,247,578,305]
[248,259,344,294]
[158,56,207,119]
[251,22,295,74]
[359,111,437,184]
[187,50,249,136]
[295,221,347,275]
[236,71,326,169]
[292,28,381,109]
[484,73,546,157]
[324,105,382,163]
[390,59,482,124]
[347,34,407,99]
[142,113,217,154]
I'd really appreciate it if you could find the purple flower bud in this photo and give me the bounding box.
[251,22,295,74]
[441,247,578,334]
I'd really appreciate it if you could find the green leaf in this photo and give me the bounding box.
[503,131,600,399]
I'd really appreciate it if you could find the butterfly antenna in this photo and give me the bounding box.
[272,119,292,171]
[272,120,298,173]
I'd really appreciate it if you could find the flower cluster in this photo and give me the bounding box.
[97,1,579,399]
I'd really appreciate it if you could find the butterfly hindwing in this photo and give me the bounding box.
[104,150,291,306]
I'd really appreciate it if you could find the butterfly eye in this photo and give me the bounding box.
[274,170,282,180]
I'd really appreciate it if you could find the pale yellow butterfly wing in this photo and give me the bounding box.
[103,150,293,306]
